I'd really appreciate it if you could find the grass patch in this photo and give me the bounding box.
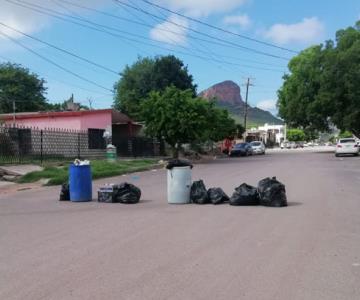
[18,159,159,185]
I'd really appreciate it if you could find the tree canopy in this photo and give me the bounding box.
[141,86,236,157]
[287,129,306,142]
[0,63,48,114]
[113,55,196,119]
[277,21,360,136]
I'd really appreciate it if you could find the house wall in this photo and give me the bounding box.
[7,116,81,130]
[80,111,112,130]
[5,111,112,131]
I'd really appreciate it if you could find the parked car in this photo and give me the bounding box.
[250,141,265,155]
[289,142,298,149]
[230,143,253,157]
[335,138,359,157]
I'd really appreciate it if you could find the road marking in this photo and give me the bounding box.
[352,263,360,267]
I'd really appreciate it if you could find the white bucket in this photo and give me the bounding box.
[167,166,192,204]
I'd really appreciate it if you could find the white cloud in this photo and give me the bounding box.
[263,17,325,45]
[0,0,108,45]
[256,99,277,112]
[223,14,251,29]
[155,0,248,17]
[150,14,189,45]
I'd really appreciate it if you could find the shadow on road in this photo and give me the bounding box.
[139,199,153,204]
[287,201,302,207]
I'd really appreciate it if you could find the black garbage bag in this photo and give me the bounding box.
[113,182,141,204]
[166,159,193,170]
[208,188,229,205]
[190,180,209,204]
[229,183,259,206]
[59,183,70,201]
[257,177,287,207]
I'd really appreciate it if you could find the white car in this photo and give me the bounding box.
[335,138,359,157]
[250,141,265,155]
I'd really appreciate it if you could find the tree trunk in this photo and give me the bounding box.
[171,143,181,158]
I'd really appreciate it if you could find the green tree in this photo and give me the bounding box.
[113,55,196,119]
[304,128,319,141]
[141,86,234,157]
[287,129,306,142]
[113,57,154,119]
[339,131,353,138]
[201,101,237,142]
[152,55,196,96]
[0,63,48,113]
[319,22,360,136]
[277,46,328,131]
[277,21,360,136]
[235,124,246,139]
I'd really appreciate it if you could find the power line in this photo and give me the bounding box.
[0,22,119,75]
[5,0,151,56]
[114,0,291,61]
[0,54,112,96]
[57,0,286,68]
[140,0,299,54]
[6,0,285,73]
[122,0,238,73]
[0,30,113,92]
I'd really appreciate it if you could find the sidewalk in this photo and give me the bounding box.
[0,164,43,176]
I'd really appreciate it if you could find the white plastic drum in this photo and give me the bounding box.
[167,166,192,204]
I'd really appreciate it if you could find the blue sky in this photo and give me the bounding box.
[0,0,359,115]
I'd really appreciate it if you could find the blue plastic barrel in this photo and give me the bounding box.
[69,164,92,202]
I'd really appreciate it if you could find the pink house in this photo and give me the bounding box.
[0,109,141,138]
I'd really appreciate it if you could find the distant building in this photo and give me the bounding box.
[246,123,286,146]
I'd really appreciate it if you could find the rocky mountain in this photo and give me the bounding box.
[199,80,282,127]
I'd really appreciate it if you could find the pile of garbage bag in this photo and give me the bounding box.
[230,183,259,206]
[257,177,287,207]
[60,182,142,204]
[59,183,70,201]
[190,177,287,207]
[190,180,230,205]
[98,182,141,204]
[190,180,209,204]
[113,182,141,204]
[208,187,229,205]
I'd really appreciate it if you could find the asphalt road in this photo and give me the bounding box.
[1,151,360,300]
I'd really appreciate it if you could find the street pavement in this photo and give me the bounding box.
[1,150,360,300]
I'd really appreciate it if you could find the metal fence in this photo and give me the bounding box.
[0,125,163,164]
[113,136,162,157]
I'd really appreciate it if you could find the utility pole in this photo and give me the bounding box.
[243,78,253,134]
